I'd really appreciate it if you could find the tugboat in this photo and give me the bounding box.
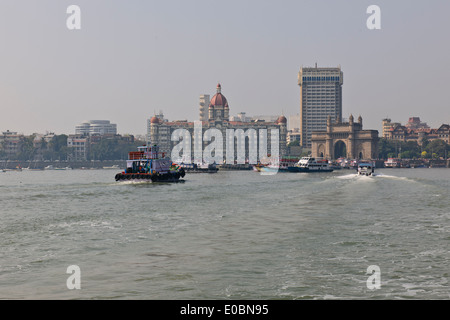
[287,157,333,172]
[114,145,185,182]
[357,162,375,176]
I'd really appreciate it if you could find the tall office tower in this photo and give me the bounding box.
[298,65,343,148]
[199,94,210,121]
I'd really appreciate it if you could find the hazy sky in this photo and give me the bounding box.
[1,0,449,136]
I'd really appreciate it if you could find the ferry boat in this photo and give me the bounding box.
[287,157,333,172]
[384,158,400,168]
[114,145,185,182]
[357,162,375,176]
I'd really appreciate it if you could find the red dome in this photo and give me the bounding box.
[150,116,160,124]
[209,93,229,108]
[277,116,287,124]
[209,83,229,108]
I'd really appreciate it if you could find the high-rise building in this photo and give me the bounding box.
[199,94,210,122]
[298,65,343,148]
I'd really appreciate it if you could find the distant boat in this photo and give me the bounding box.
[103,165,120,169]
[45,165,71,170]
[357,162,375,176]
[384,158,400,168]
[287,157,333,172]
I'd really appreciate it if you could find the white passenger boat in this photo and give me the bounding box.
[384,158,400,168]
[287,157,333,172]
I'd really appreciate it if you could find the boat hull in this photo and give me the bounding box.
[287,166,333,173]
[259,166,288,173]
[182,168,218,173]
[115,172,184,183]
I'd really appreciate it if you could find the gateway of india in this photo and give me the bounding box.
[311,114,379,160]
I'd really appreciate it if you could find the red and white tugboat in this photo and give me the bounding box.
[114,145,185,182]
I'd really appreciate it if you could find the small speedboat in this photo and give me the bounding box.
[357,162,374,176]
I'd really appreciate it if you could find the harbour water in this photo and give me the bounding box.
[0,168,448,299]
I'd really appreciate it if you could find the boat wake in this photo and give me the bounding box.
[336,172,412,182]
[336,173,360,180]
[372,173,411,181]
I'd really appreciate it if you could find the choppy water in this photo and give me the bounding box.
[0,168,449,299]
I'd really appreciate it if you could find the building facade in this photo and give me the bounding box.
[311,115,379,160]
[383,117,449,145]
[298,65,343,148]
[149,83,287,163]
[67,135,89,160]
[287,129,301,145]
[0,130,22,158]
[405,117,429,130]
[382,118,401,138]
[386,124,450,145]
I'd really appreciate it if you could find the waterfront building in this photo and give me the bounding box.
[387,124,450,145]
[149,83,287,162]
[382,118,401,138]
[32,132,56,161]
[67,133,135,161]
[437,124,450,144]
[383,117,449,145]
[75,120,117,136]
[0,130,23,158]
[298,65,343,148]
[311,115,379,160]
[67,135,89,161]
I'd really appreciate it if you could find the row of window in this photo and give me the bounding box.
[302,76,341,82]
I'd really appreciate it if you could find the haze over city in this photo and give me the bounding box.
[1,0,449,136]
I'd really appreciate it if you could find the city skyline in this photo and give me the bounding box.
[1,0,449,136]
